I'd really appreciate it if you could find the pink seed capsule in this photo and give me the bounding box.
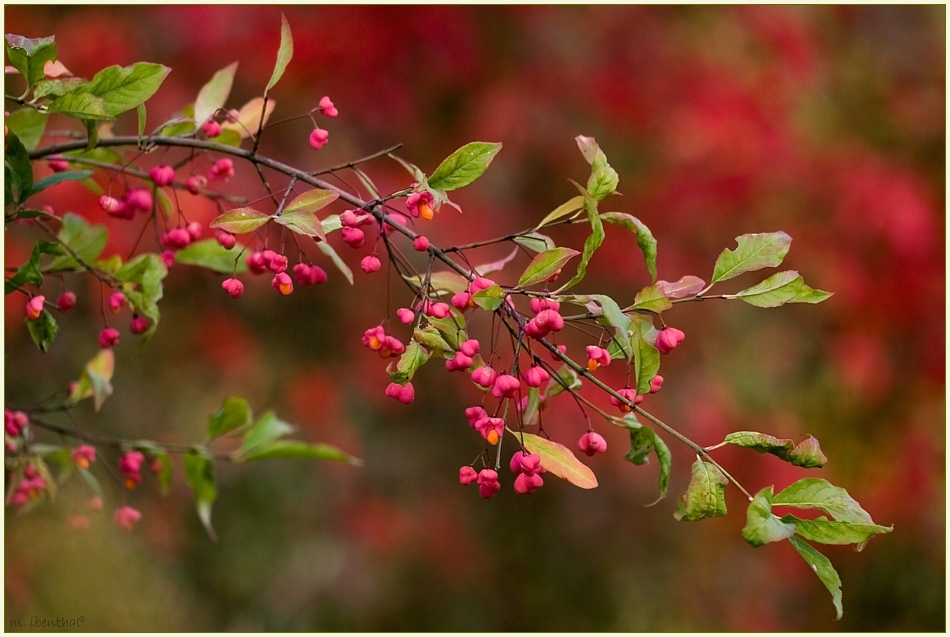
[396,308,414,324]
[413,236,430,251]
[309,128,329,149]
[460,339,479,357]
[341,227,365,249]
[98,327,120,348]
[523,366,550,388]
[360,255,381,273]
[650,375,664,393]
[307,265,328,285]
[202,120,221,137]
[57,291,76,313]
[468,277,495,295]
[655,327,685,354]
[577,431,607,456]
[25,296,45,320]
[186,175,207,195]
[491,374,521,399]
[216,230,236,250]
[48,157,69,172]
[185,221,203,240]
[108,292,126,314]
[513,472,544,495]
[268,253,289,274]
[272,272,293,295]
[129,315,150,334]
[98,195,121,213]
[209,158,234,181]
[451,292,472,310]
[161,251,175,268]
[148,165,175,186]
[319,96,338,117]
[471,366,498,389]
[125,188,153,212]
[113,505,142,532]
[221,278,244,299]
[459,466,478,485]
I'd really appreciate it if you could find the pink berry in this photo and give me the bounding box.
[99,328,120,348]
[609,388,642,413]
[468,277,495,295]
[471,366,498,389]
[585,345,611,371]
[98,195,121,213]
[460,339,480,357]
[413,236,430,251]
[216,230,236,250]
[361,255,381,273]
[161,251,175,268]
[529,298,560,314]
[577,431,608,456]
[268,253,289,274]
[48,157,69,172]
[383,213,408,236]
[406,191,436,220]
[650,375,664,393]
[125,188,153,212]
[272,272,294,295]
[129,315,150,334]
[451,292,472,310]
[209,158,234,182]
[246,251,268,274]
[202,120,222,137]
[459,466,477,486]
[221,278,244,299]
[445,352,473,372]
[108,292,126,314]
[476,469,501,499]
[307,265,328,285]
[149,165,175,186]
[655,327,685,354]
[341,227,365,249]
[523,365,550,388]
[396,308,414,324]
[385,382,415,404]
[186,175,207,195]
[70,445,96,468]
[25,296,45,320]
[465,406,488,427]
[491,374,521,399]
[319,96,338,117]
[340,210,362,227]
[514,472,544,495]
[309,128,329,149]
[185,221,203,240]
[57,291,76,313]
[113,505,142,532]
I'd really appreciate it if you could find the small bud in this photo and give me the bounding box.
[309,128,329,149]
[98,327,120,348]
[360,255,381,273]
[222,278,244,299]
[26,296,45,320]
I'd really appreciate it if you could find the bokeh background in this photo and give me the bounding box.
[4,5,945,631]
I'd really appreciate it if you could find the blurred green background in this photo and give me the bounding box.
[4,6,945,631]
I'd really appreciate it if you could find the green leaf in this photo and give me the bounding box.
[32,77,86,100]
[515,431,598,489]
[403,271,469,296]
[5,108,48,150]
[781,515,893,546]
[723,431,827,468]
[238,440,358,464]
[175,239,247,274]
[545,364,581,399]
[571,293,633,358]
[413,326,453,353]
[209,207,271,234]
[772,478,874,525]
[47,213,108,271]
[622,417,671,504]
[115,253,167,308]
[630,314,661,396]
[631,284,672,313]
[518,247,580,288]
[711,231,792,286]
[194,61,237,127]
[239,411,295,456]
[472,284,506,312]
[184,449,218,540]
[576,135,618,201]
[5,242,44,294]
[733,270,833,308]
[600,212,658,283]
[47,90,109,120]
[655,275,705,299]
[386,340,429,384]
[84,62,171,118]
[206,396,252,441]
[427,141,502,191]
[513,232,556,253]
[742,487,797,547]
[5,133,32,203]
[265,13,294,93]
[316,241,353,285]
[535,195,585,229]
[788,536,843,620]
[426,316,466,350]
[25,310,58,352]
[558,186,603,291]
[521,387,541,426]
[5,34,57,88]
[275,189,338,241]
[673,459,728,521]
[29,170,94,198]
[68,348,115,410]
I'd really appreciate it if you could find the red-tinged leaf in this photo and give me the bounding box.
[473,246,519,277]
[221,97,275,139]
[265,13,293,93]
[514,431,598,489]
[209,207,271,234]
[655,275,705,299]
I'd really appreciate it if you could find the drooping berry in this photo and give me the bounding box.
[491,374,521,399]
[202,120,222,137]
[586,345,611,371]
[514,472,544,495]
[161,228,192,250]
[577,431,608,456]
[650,375,664,393]
[529,297,560,314]
[476,469,501,499]
[246,251,268,274]
[114,505,142,532]
[460,339,480,357]
[129,315,150,334]
[523,365,550,388]
[608,388,642,413]
[125,188,153,212]
[186,175,207,194]
[459,466,478,485]
[451,292,472,310]
[185,221,203,240]
[361,255,381,273]
[383,212,408,236]
[221,278,244,299]
[319,96,338,117]
[307,265,328,284]
[161,251,175,268]
[108,292,126,314]
[209,158,234,181]
[465,406,488,427]
[71,445,96,469]
[268,253,289,274]
[468,277,495,296]
[98,195,122,213]
[272,272,294,295]
[445,352,473,372]
[474,417,505,445]
[406,191,436,220]
[26,296,45,320]
[216,230,237,249]
[149,165,175,186]
[655,327,685,354]
[471,366,499,389]
[396,308,414,324]
[385,381,415,404]
[341,227,365,249]
[99,328,120,348]
[118,451,144,489]
[309,128,329,149]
